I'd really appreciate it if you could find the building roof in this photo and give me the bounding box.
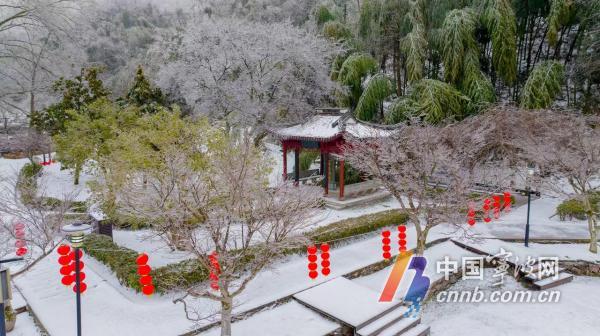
[270,109,396,142]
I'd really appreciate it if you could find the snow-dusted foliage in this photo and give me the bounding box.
[153,17,338,132]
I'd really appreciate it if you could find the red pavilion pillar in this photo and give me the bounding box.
[339,159,345,201]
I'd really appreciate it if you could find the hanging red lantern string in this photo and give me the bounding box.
[492,195,501,219]
[381,230,391,259]
[137,253,155,295]
[57,244,74,286]
[14,222,28,256]
[307,245,318,279]
[208,251,221,290]
[467,202,476,226]
[320,243,330,276]
[398,225,407,254]
[482,198,492,223]
[503,191,512,212]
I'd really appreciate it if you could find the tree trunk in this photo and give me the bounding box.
[220,297,233,336]
[415,227,429,256]
[583,195,598,253]
[74,163,81,185]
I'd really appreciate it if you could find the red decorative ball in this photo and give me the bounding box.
[321,260,330,268]
[139,275,153,286]
[16,247,27,256]
[398,233,406,239]
[320,243,330,252]
[142,285,155,296]
[307,246,317,254]
[320,252,330,260]
[73,282,87,294]
[57,244,71,255]
[138,264,151,276]
[308,271,318,279]
[398,239,407,246]
[398,225,407,233]
[308,263,318,271]
[383,252,392,259]
[60,265,73,276]
[484,217,491,223]
[322,268,331,276]
[136,253,149,266]
[382,245,391,252]
[308,255,318,262]
[68,250,83,260]
[382,230,391,238]
[382,238,391,245]
[61,275,74,286]
[58,255,71,265]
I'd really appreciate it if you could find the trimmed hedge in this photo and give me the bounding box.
[557,193,599,221]
[83,209,408,293]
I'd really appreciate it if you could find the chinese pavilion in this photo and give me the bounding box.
[270,108,395,205]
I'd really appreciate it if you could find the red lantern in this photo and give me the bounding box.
[58,255,71,265]
[57,244,71,255]
[381,230,392,259]
[138,264,151,276]
[142,284,155,296]
[140,275,153,286]
[73,282,87,294]
[398,225,407,252]
[136,253,149,266]
[60,265,73,276]
[61,275,74,286]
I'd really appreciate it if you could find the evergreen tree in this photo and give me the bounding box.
[120,65,166,114]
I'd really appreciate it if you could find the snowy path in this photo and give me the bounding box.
[14,222,454,336]
[421,269,600,336]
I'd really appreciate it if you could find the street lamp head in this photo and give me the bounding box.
[62,222,92,248]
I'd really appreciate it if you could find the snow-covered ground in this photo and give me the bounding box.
[202,301,338,336]
[421,269,600,336]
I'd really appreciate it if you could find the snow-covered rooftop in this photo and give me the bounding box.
[271,109,396,141]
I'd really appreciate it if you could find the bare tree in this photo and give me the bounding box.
[344,124,493,255]
[0,169,76,274]
[98,116,322,336]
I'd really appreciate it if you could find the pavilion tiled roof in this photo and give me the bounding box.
[270,109,396,142]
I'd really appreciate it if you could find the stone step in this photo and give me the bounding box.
[533,272,574,290]
[355,306,414,336]
[379,323,430,336]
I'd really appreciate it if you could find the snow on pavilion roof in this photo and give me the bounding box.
[271,111,395,142]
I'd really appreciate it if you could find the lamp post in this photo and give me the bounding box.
[0,258,23,336]
[62,222,91,336]
[524,168,535,247]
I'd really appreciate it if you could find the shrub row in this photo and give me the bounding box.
[557,193,599,221]
[83,209,408,293]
